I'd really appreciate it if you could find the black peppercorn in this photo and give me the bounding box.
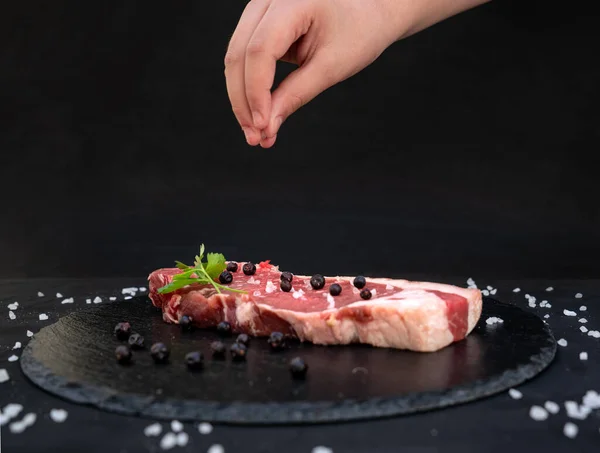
[115,345,132,364]
[219,270,233,284]
[128,332,145,349]
[180,315,193,330]
[360,288,372,300]
[114,322,131,341]
[150,342,170,364]
[280,280,292,292]
[226,262,238,272]
[280,271,293,283]
[236,333,250,346]
[353,276,366,289]
[210,341,226,358]
[217,321,232,336]
[185,351,204,370]
[329,283,342,296]
[310,274,325,290]
[243,262,256,275]
[289,357,308,378]
[268,331,286,351]
[230,342,247,361]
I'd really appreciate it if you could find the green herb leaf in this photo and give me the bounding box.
[157,278,199,294]
[175,261,191,270]
[204,253,226,280]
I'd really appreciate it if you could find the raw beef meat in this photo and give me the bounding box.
[148,261,482,352]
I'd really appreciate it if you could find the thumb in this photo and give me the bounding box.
[263,56,336,139]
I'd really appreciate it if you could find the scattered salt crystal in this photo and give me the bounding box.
[575,293,583,299]
[144,422,162,437]
[563,310,577,317]
[124,296,132,300]
[580,305,587,311]
[171,420,183,432]
[26,330,33,337]
[293,289,305,299]
[486,317,504,325]
[544,314,550,319]
[253,290,261,297]
[564,401,591,420]
[508,388,522,399]
[525,293,531,299]
[588,330,600,338]
[176,432,189,447]
[122,287,138,295]
[39,313,48,321]
[385,284,394,290]
[61,297,74,304]
[529,405,548,421]
[580,352,588,360]
[198,422,213,434]
[371,288,377,297]
[93,297,102,304]
[109,297,116,301]
[56,292,63,297]
[2,404,23,422]
[486,286,493,290]
[513,288,521,293]
[207,444,225,453]
[8,355,18,362]
[544,401,560,414]
[540,300,547,307]
[580,326,588,333]
[312,448,333,453]
[482,290,490,296]
[546,287,553,292]
[490,288,497,295]
[326,294,335,309]
[579,318,587,323]
[37,292,44,297]
[8,302,18,310]
[139,287,147,292]
[247,277,260,285]
[557,338,568,347]
[159,432,178,450]
[546,303,552,308]
[265,281,277,294]
[12,342,21,350]
[9,413,37,433]
[564,422,578,438]
[9,311,16,320]
[0,369,9,383]
[582,390,600,409]
[49,408,68,423]
[528,300,536,308]
[86,299,91,304]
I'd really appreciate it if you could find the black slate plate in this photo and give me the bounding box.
[20,296,556,424]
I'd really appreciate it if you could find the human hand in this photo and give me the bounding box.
[224,0,489,148]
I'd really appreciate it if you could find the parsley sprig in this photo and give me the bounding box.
[157,244,247,295]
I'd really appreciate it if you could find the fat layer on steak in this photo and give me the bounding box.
[147,262,482,352]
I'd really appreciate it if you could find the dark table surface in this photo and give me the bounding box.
[1,277,598,453]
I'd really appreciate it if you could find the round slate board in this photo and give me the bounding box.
[20,296,556,424]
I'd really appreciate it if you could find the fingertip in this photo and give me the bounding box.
[243,127,262,146]
[264,116,284,139]
[260,135,277,149]
[252,110,268,130]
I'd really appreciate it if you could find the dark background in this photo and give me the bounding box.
[1,0,599,281]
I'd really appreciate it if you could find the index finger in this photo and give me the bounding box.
[244,3,313,131]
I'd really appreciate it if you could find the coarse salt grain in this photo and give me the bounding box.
[580,305,587,311]
[546,287,553,292]
[39,313,48,321]
[139,287,147,292]
[486,285,493,290]
[124,296,132,300]
[49,409,68,423]
[37,292,44,297]
[159,432,178,450]
[513,288,521,293]
[9,311,16,320]
[176,432,189,447]
[385,284,394,290]
[588,330,600,338]
[312,446,334,453]
[579,318,587,323]
[490,288,497,295]
[9,413,37,434]
[0,369,9,383]
[482,290,490,296]
[544,314,550,318]
[8,302,18,310]
[56,292,63,298]
[580,326,588,333]
[582,390,600,409]
[265,281,276,294]
[93,297,102,304]
[564,401,591,420]
[253,290,261,297]
[486,317,504,325]
[109,297,116,301]
[564,422,578,438]
[8,355,18,362]
[2,404,23,423]
[563,310,577,317]
[207,444,225,453]
[557,338,568,347]
[326,294,335,309]
[529,405,548,421]
[144,423,162,437]
[26,330,33,337]
[528,300,536,308]
[198,422,213,434]
[580,352,588,360]
[12,342,21,350]
[544,401,560,414]
[575,293,583,298]
[293,289,305,299]
[371,288,377,297]
[508,388,523,399]
[86,299,91,304]
[122,287,138,295]
[467,278,475,285]
[171,420,183,432]
[61,298,74,304]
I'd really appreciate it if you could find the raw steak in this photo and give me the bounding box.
[148,261,482,352]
